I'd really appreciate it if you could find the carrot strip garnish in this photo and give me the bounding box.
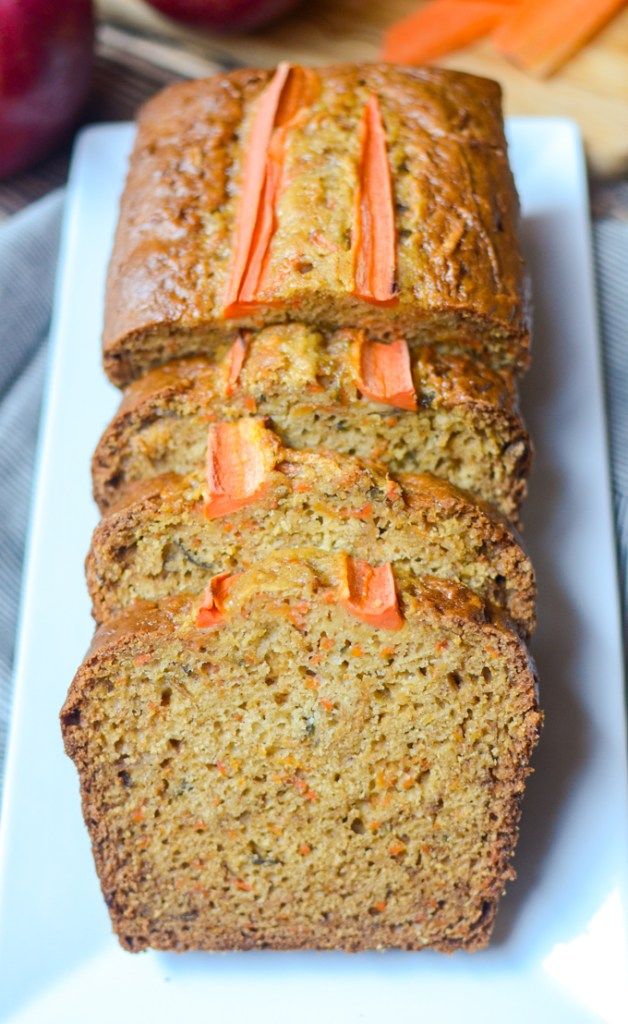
[381,2,511,65]
[205,419,278,519]
[353,337,417,411]
[492,0,626,77]
[352,95,397,306]
[223,62,292,317]
[196,571,238,628]
[339,557,404,631]
[223,64,318,317]
[224,333,249,397]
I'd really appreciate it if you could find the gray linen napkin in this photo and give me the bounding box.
[0,191,64,780]
[595,219,628,612]
[0,192,626,791]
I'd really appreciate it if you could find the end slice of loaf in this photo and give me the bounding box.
[103,64,529,385]
[87,420,535,633]
[62,549,541,953]
[93,326,531,522]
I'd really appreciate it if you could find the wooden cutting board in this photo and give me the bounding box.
[98,0,628,176]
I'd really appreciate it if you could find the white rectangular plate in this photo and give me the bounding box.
[1,119,627,1024]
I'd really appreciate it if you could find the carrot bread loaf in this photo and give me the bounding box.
[104,64,529,385]
[62,549,541,953]
[87,420,535,633]
[93,326,531,522]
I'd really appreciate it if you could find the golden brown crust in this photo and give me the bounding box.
[104,65,529,384]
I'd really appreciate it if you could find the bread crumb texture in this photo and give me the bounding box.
[62,550,540,953]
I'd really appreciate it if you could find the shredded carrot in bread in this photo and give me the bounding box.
[354,336,417,410]
[339,557,404,630]
[223,63,318,317]
[337,502,373,521]
[205,419,277,519]
[351,95,397,306]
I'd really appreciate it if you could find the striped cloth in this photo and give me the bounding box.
[0,192,63,784]
[595,219,628,618]
[0,193,626,792]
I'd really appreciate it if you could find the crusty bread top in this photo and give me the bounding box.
[104,64,529,383]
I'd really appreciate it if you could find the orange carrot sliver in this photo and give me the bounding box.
[381,1,511,65]
[224,333,249,397]
[205,419,277,519]
[196,571,239,628]
[492,0,626,77]
[354,337,417,411]
[340,557,404,631]
[223,64,318,318]
[352,95,397,307]
[223,62,291,318]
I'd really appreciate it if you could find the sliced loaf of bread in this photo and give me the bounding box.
[87,420,535,633]
[62,549,540,953]
[93,326,530,522]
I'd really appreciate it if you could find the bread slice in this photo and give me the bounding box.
[87,420,535,633]
[93,326,531,522]
[103,64,529,385]
[61,549,541,953]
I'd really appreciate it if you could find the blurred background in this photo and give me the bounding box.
[0,0,627,218]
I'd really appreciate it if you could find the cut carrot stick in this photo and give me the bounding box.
[339,557,404,631]
[205,419,277,519]
[381,2,511,65]
[196,571,238,628]
[353,337,417,411]
[492,0,626,77]
[224,333,249,397]
[222,62,291,318]
[223,64,318,318]
[352,95,397,306]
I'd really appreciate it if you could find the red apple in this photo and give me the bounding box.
[0,0,94,180]
[144,0,300,33]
